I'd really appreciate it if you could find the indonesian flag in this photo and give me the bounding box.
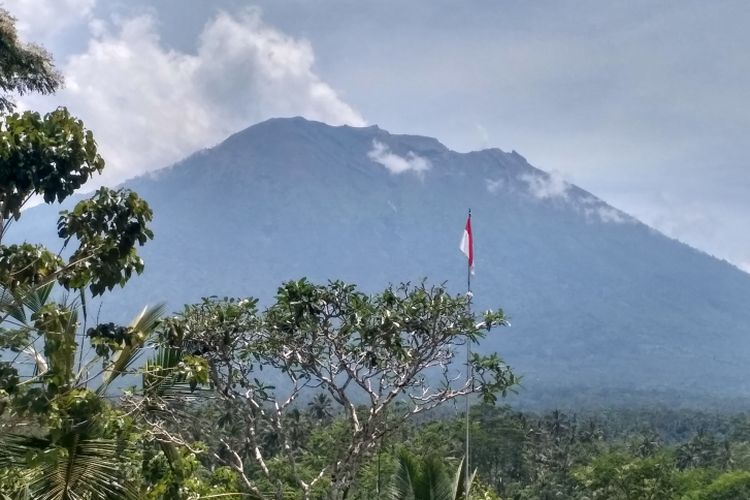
[460,212,474,275]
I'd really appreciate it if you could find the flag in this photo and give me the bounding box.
[460,212,474,275]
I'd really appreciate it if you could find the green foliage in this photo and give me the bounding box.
[0,11,176,497]
[35,303,78,395]
[160,296,258,362]
[142,444,244,500]
[87,322,133,359]
[153,279,515,498]
[685,470,750,500]
[675,431,731,470]
[470,353,517,404]
[573,451,678,499]
[349,406,750,500]
[0,244,63,290]
[0,433,140,500]
[0,362,18,392]
[58,187,154,295]
[0,9,61,113]
[354,448,484,500]
[388,449,456,500]
[262,279,490,365]
[0,108,104,217]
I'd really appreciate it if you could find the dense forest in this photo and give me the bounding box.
[1,7,750,500]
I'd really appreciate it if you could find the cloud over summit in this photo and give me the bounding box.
[24,7,365,185]
[520,171,571,200]
[368,140,431,175]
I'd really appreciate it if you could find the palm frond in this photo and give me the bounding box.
[389,449,419,500]
[422,455,452,500]
[449,456,476,500]
[143,345,203,399]
[1,282,56,326]
[388,450,472,500]
[21,282,55,315]
[1,289,26,325]
[0,434,138,500]
[97,303,165,394]
[129,303,166,338]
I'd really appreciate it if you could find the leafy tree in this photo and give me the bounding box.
[573,451,678,500]
[684,470,750,500]
[0,9,60,114]
[149,280,517,499]
[675,430,730,471]
[0,288,163,499]
[0,8,181,499]
[629,430,663,458]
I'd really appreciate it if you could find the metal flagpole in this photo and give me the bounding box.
[465,208,472,498]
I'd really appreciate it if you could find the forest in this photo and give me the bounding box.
[2,6,750,500]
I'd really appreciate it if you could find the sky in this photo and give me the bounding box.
[4,0,749,273]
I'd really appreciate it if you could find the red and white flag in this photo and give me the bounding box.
[460,212,474,275]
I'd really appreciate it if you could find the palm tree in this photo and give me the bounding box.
[0,283,164,499]
[388,449,476,500]
[308,392,333,423]
[0,433,139,500]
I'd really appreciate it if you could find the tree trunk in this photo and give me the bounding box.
[328,466,358,500]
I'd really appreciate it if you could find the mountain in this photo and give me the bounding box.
[16,117,750,407]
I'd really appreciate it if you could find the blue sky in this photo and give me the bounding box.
[5,0,749,272]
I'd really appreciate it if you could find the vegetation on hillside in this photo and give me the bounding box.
[2,7,749,500]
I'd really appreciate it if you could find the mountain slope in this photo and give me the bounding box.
[17,117,750,405]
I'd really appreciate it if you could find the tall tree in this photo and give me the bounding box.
[148,279,517,499]
[0,9,61,114]
[0,8,160,499]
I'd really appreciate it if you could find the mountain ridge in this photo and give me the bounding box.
[16,117,750,406]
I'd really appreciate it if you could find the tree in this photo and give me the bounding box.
[573,452,678,500]
[684,471,750,500]
[0,8,163,499]
[0,9,60,114]
[386,447,495,500]
[148,280,517,499]
[308,393,334,424]
[0,282,164,498]
[675,430,729,470]
[388,449,475,500]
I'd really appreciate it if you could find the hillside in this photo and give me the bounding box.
[16,117,750,406]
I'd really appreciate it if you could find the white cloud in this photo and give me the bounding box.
[579,197,630,224]
[519,171,570,200]
[519,173,632,224]
[367,140,431,175]
[618,193,750,270]
[2,0,96,40]
[593,206,627,224]
[27,8,365,185]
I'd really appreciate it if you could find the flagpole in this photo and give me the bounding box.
[465,208,472,497]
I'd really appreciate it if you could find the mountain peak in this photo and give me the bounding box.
[220,116,449,159]
[19,116,750,406]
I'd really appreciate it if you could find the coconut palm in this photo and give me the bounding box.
[308,392,333,423]
[388,449,476,500]
[0,283,165,499]
[0,433,140,500]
